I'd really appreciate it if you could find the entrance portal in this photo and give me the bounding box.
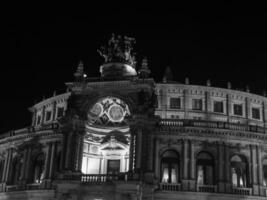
[107,160,120,175]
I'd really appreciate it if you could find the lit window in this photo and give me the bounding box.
[230,155,248,187]
[196,152,214,185]
[233,104,243,116]
[160,150,179,184]
[45,111,52,121]
[170,98,181,109]
[252,108,260,119]
[57,107,64,118]
[192,99,203,111]
[214,101,224,113]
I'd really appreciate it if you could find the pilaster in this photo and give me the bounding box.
[184,89,189,119]
[226,94,232,122]
[218,142,225,192]
[250,144,260,195]
[188,140,196,191]
[182,139,189,191]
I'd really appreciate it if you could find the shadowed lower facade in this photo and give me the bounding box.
[0,36,267,199]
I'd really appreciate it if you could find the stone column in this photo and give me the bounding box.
[76,133,84,172]
[263,102,267,132]
[245,98,251,125]
[31,109,37,126]
[189,140,196,191]
[129,132,135,172]
[136,128,142,170]
[49,142,57,179]
[41,106,45,125]
[154,138,160,181]
[182,139,189,191]
[205,91,211,120]
[224,143,231,192]
[52,101,57,121]
[218,142,225,192]
[2,148,13,183]
[226,94,232,122]
[257,146,263,185]
[146,135,154,172]
[184,89,189,119]
[161,87,167,119]
[250,144,260,195]
[44,143,52,179]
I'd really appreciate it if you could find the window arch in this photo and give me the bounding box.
[196,152,215,185]
[10,156,22,185]
[160,150,180,184]
[263,158,267,186]
[230,155,249,187]
[31,153,45,183]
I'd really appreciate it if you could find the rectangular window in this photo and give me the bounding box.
[170,98,181,109]
[233,104,243,116]
[214,101,224,113]
[252,107,260,119]
[192,99,203,111]
[57,107,64,118]
[45,111,52,121]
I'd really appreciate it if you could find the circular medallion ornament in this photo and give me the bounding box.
[108,105,124,122]
[90,103,103,116]
[88,97,130,126]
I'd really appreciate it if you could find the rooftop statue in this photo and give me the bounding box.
[98,34,137,68]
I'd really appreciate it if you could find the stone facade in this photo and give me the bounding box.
[1,37,267,199]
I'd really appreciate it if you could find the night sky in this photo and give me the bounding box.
[2,4,267,132]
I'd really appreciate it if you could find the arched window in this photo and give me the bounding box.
[32,153,45,183]
[230,155,249,187]
[10,157,22,185]
[263,158,267,186]
[196,152,215,185]
[160,150,179,184]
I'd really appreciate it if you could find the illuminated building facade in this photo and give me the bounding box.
[0,35,267,199]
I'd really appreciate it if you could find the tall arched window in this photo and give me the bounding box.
[160,150,179,184]
[196,152,215,185]
[263,158,267,186]
[32,153,45,183]
[10,157,22,185]
[230,155,249,187]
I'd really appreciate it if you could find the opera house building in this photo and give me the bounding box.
[0,35,267,200]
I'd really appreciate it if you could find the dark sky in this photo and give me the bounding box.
[2,3,267,132]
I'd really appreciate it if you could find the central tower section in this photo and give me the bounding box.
[59,35,158,183]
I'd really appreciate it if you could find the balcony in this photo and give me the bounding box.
[197,184,217,193]
[159,183,182,191]
[159,119,266,134]
[81,174,127,183]
[231,186,252,196]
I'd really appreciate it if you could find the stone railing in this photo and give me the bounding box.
[159,183,182,191]
[231,186,252,196]
[81,173,129,183]
[197,184,217,193]
[159,119,266,134]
